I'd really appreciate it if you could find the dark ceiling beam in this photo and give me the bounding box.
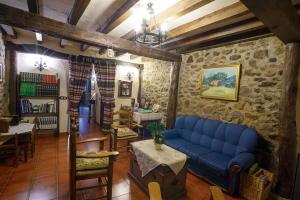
[27,0,39,14]
[178,28,272,53]
[166,19,265,50]
[240,0,300,43]
[67,0,90,25]
[97,0,139,34]
[61,0,91,49]
[27,0,43,44]
[0,3,181,62]
[121,0,213,40]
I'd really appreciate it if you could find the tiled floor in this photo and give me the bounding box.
[0,115,242,200]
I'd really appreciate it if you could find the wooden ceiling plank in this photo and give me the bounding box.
[166,2,252,41]
[121,0,213,40]
[162,12,255,49]
[166,20,265,50]
[97,0,139,34]
[240,0,300,43]
[0,3,181,62]
[178,29,272,53]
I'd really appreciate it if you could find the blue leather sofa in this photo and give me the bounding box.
[163,115,258,195]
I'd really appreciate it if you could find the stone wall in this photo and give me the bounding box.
[178,36,286,181]
[0,31,9,116]
[142,59,173,121]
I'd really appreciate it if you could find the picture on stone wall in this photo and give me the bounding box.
[200,64,241,101]
[0,63,2,82]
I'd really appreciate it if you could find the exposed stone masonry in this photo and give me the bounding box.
[0,31,9,115]
[178,36,286,182]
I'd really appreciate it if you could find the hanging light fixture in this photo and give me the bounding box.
[35,57,47,71]
[135,2,166,46]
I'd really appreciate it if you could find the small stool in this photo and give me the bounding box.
[210,186,225,200]
[148,182,162,200]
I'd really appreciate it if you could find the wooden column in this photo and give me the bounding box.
[166,61,181,129]
[277,43,300,198]
[137,65,144,103]
[7,49,17,115]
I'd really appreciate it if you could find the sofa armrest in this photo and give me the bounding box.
[163,129,179,139]
[228,153,255,170]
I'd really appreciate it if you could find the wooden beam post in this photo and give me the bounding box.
[277,43,300,198]
[166,61,181,129]
[7,49,17,114]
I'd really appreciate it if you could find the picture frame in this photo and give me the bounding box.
[200,64,241,101]
[0,63,3,82]
[118,80,132,97]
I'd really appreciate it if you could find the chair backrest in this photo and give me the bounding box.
[69,118,77,179]
[148,182,162,200]
[0,118,11,133]
[111,110,133,129]
[174,115,258,157]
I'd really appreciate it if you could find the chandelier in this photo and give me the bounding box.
[135,2,166,46]
[35,57,47,71]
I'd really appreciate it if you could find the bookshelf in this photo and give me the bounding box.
[17,72,60,136]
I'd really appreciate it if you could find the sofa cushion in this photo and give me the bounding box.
[179,145,211,160]
[164,138,191,150]
[197,152,232,176]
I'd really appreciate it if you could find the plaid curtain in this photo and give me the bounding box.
[68,56,92,119]
[94,61,116,132]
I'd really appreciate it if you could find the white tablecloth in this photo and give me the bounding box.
[1,123,35,136]
[133,112,162,124]
[132,139,187,177]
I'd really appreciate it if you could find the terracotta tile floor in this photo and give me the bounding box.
[0,116,242,200]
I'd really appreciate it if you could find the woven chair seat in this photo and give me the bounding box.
[76,151,109,171]
[117,128,138,138]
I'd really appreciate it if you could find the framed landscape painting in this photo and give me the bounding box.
[200,64,241,101]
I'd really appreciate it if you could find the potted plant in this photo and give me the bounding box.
[146,122,165,150]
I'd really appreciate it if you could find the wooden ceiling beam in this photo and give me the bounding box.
[240,0,300,43]
[27,0,40,14]
[0,4,181,62]
[166,19,265,50]
[166,2,252,41]
[67,0,90,25]
[97,0,139,34]
[178,28,272,53]
[121,0,213,40]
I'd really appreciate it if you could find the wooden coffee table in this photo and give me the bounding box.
[128,140,187,200]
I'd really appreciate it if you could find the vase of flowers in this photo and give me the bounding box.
[146,122,165,150]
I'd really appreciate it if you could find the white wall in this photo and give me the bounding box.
[16,52,69,133]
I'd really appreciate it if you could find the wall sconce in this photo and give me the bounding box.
[127,71,134,80]
[35,57,47,71]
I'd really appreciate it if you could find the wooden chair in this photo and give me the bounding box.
[148,182,162,200]
[110,110,139,153]
[0,118,19,167]
[210,186,225,200]
[69,119,119,200]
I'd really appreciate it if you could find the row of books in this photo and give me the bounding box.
[20,72,57,83]
[20,82,58,97]
[20,99,57,114]
[37,116,57,129]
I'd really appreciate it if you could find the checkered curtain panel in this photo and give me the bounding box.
[68,57,92,119]
[94,61,116,132]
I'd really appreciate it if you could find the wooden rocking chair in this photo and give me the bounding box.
[110,110,139,153]
[69,119,119,200]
